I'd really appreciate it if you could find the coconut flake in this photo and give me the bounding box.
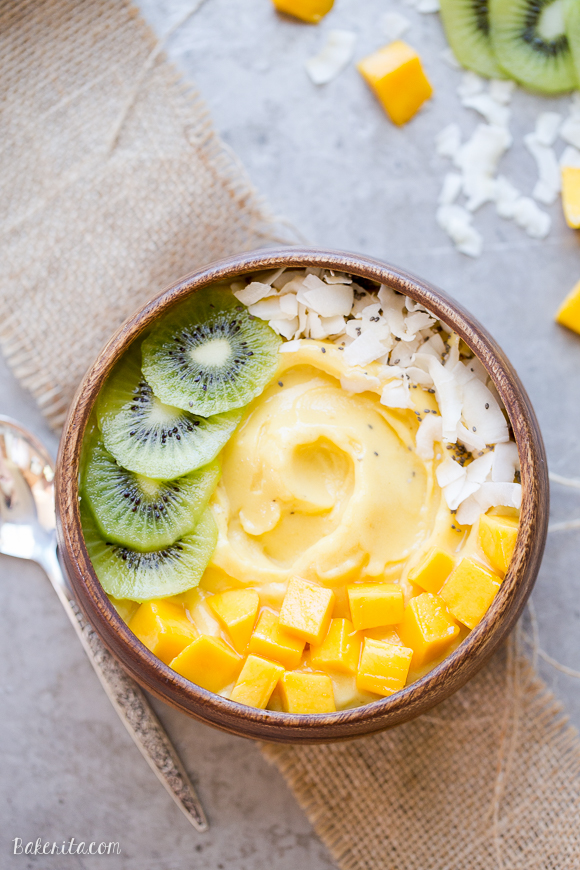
[494,175,521,219]
[511,197,551,239]
[427,357,462,442]
[323,271,352,285]
[436,204,483,257]
[456,482,521,525]
[439,172,463,205]
[457,71,485,99]
[492,441,519,482]
[416,0,440,12]
[461,377,508,444]
[436,123,462,159]
[524,132,561,205]
[344,332,389,367]
[305,30,356,85]
[488,79,516,105]
[535,111,562,146]
[455,124,512,211]
[234,281,275,306]
[279,339,303,353]
[248,296,294,321]
[561,115,580,150]
[381,11,411,41]
[416,415,443,459]
[270,318,299,339]
[461,94,510,128]
[380,379,413,409]
[560,145,580,168]
[340,372,381,394]
[436,455,465,488]
[456,421,487,452]
[302,274,354,317]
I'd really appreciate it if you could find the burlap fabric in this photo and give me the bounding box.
[1,3,579,868]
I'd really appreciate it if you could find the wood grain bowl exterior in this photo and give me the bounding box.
[55,249,549,744]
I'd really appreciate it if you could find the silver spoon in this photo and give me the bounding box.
[0,415,208,832]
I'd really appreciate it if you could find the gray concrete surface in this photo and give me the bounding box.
[2,0,580,867]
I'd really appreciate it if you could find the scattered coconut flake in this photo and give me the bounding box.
[456,482,521,525]
[511,197,551,239]
[457,71,485,100]
[436,204,483,257]
[560,145,580,168]
[561,114,580,150]
[524,131,561,205]
[344,332,389,367]
[534,111,561,146]
[381,11,411,41]
[305,30,356,85]
[416,0,440,12]
[488,79,515,105]
[302,274,354,317]
[461,377,509,445]
[234,281,275,306]
[455,124,512,211]
[340,372,381,394]
[323,271,352,285]
[278,339,303,353]
[461,93,510,128]
[492,441,519,483]
[416,415,443,459]
[380,379,413,409]
[426,356,462,442]
[440,47,461,69]
[494,175,521,219]
[436,123,462,159]
[439,172,463,205]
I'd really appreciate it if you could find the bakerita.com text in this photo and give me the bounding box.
[13,838,121,856]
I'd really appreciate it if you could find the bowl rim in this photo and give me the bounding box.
[55,247,549,743]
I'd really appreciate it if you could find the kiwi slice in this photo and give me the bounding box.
[440,0,507,79]
[97,343,242,480]
[81,501,218,601]
[82,440,220,551]
[141,287,281,416]
[564,0,580,83]
[489,0,577,93]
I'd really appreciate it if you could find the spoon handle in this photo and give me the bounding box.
[44,550,208,832]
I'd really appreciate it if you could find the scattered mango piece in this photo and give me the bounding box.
[248,610,306,669]
[478,513,518,576]
[279,577,335,645]
[357,41,433,126]
[407,547,454,594]
[555,278,580,335]
[310,618,361,673]
[347,582,404,631]
[170,635,241,693]
[129,599,197,665]
[230,655,284,709]
[561,166,580,228]
[356,638,413,696]
[280,671,336,714]
[440,558,501,630]
[271,0,333,24]
[398,592,459,669]
[207,589,260,653]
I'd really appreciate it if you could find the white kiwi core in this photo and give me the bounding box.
[190,338,233,368]
[135,475,162,498]
[538,0,565,41]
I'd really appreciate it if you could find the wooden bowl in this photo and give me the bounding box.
[55,248,549,743]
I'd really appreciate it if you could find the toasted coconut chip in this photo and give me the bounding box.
[461,377,508,444]
[492,441,519,483]
[248,296,295,321]
[305,30,356,86]
[380,379,413,409]
[416,415,443,460]
[271,318,299,339]
[456,482,521,525]
[301,274,354,317]
[324,271,352,284]
[340,372,381,394]
[234,281,275,306]
[427,357,462,441]
[344,332,389,367]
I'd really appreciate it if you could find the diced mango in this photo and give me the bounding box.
[170,636,241,693]
[347,583,404,631]
[478,513,519,576]
[310,618,361,674]
[280,672,336,714]
[556,278,580,335]
[356,638,413,696]
[248,610,305,669]
[129,599,197,665]
[440,558,501,630]
[230,655,284,709]
[279,577,335,645]
[408,547,455,594]
[271,0,333,24]
[398,592,459,669]
[357,41,433,126]
[207,589,260,653]
[561,166,580,228]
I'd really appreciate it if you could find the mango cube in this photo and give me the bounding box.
[398,593,459,669]
[279,577,335,645]
[408,547,454,594]
[347,583,404,631]
[561,166,580,228]
[248,610,305,669]
[170,635,241,693]
[357,41,433,126]
[280,672,336,714]
[230,655,284,709]
[129,599,197,665]
[271,0,333,24]
[356,638,413,696]
[207,589,260,653]
[478,513,518,576]
[440,558,501,630]
[310,618,361,674]
[556,278,580,335]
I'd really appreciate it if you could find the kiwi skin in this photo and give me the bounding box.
[440,0,508,79]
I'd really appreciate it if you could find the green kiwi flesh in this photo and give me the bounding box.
[440,0,508,78]
[564,0,580,84]
[82,441,220,551]
[141,287,282,416]
[97,343,242,480]
[81,501,218,601]
[490,0,577,93]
